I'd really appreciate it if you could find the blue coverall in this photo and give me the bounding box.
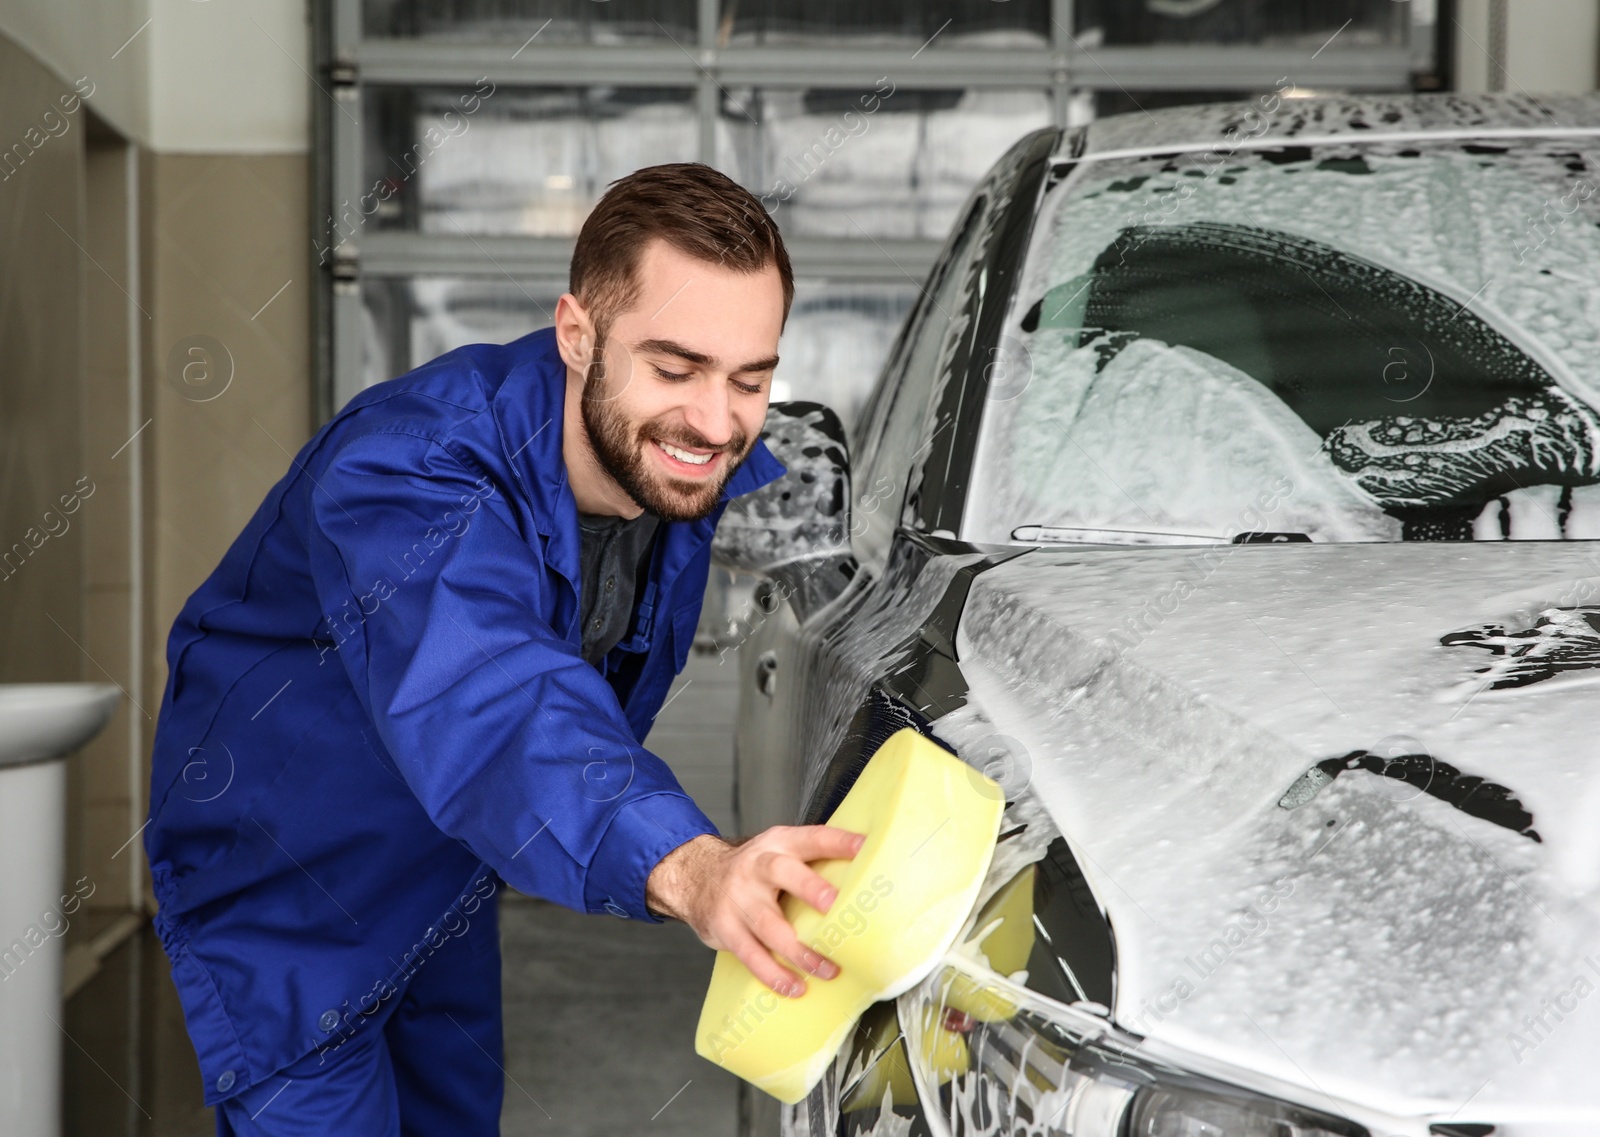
[144,326,784,1134]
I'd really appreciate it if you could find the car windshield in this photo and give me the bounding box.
[965,133,1600,544]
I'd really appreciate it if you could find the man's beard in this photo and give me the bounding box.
[581,353,752,522]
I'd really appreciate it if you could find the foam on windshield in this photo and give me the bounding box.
[967,136,1600,544]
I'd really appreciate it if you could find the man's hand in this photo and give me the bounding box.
[647,826,865,997]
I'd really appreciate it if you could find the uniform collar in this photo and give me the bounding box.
[494,327,570,542]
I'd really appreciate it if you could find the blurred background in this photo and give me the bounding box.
[0,1,1595,1133]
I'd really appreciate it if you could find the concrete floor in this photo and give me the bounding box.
[643,644,744,835]
[67,647,754,1136]
[498,897,740,1136]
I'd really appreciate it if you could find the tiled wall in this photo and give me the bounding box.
[140,149,312,775]
[0,34,86,685]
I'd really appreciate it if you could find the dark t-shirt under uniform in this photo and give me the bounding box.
[576,509,660,665]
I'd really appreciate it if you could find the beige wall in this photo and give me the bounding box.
[0,0,310,154]
[147,0,311,154]
[141,150,312,734]
[1457,0,1600,93]
[1506,0,1600,91]
[0,0,150,145]
[0,34,87,683]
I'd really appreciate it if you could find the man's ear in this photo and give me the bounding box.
[554,293,596,375]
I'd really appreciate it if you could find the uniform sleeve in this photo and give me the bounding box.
[304,429,716,921]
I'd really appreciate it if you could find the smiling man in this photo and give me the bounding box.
[144,164,860,1136]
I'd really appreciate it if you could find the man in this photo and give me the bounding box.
[145,163,861,1135]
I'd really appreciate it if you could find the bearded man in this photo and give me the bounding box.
[144,163,860,1135]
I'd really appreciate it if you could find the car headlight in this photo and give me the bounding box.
[898,961,1368,1137]
[1127,1085,1366,1136]
[827,860,1370,1137]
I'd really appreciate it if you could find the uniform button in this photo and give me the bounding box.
[591,617,603,631]
[216,1069,236,1094]
[319,1009,340,1032]
[603,901,628,918]
[604,576,616,593]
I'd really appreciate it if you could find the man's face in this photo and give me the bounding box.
[580,239,785,522]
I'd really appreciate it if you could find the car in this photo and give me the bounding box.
[712,92,1600,1137]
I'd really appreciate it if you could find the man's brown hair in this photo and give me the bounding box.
[570,163,794,339]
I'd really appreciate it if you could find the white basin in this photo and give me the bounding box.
[0,684,121,768]
[0,682,122,1137]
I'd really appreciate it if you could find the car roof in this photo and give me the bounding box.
[1064,92,1600,164]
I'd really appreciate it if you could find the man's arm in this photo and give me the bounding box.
[305,430,716,919]
[647,828,865,996]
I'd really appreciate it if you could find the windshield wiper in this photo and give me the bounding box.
[1011,526,1314,546]
[1232,531,1312,544]
[1011,525,1229,546]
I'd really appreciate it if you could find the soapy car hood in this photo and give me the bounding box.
[953,540,1600,1123]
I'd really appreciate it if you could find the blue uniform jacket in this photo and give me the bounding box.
[144,327,784,1104]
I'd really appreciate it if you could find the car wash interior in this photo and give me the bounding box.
[1,2,1596,1135]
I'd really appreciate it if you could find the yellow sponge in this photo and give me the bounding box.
[695,728,1004,1103]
